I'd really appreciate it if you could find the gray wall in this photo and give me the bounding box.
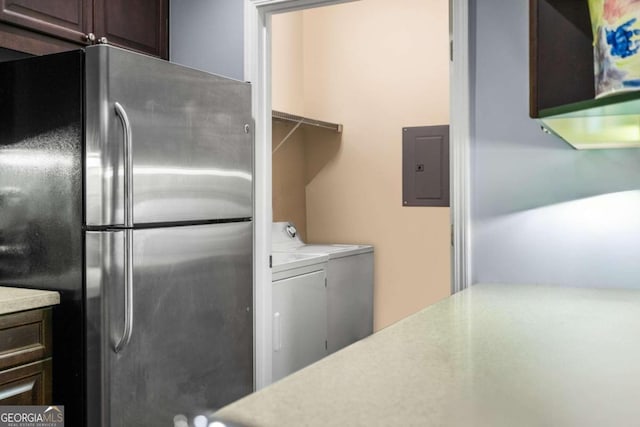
[170,0,244,80]
[471,0,640,288]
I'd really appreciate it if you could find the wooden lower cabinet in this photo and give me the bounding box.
[0,359,52,404]
[0,308,53,405]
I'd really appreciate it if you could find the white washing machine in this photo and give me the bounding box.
[272,222,374,353]
[271,252,329,382]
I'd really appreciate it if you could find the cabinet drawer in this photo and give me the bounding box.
[0,359,52,405]
[0,309,52,371]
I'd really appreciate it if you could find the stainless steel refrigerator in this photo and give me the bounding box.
[0,45,253,426]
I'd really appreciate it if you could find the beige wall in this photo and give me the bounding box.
[272,0,451,330]
[272,11,308,239]
[272,122,308,241]
[271,11,304,115]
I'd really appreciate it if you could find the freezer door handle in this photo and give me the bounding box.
[114,102,133,227]
[114,229,134,353]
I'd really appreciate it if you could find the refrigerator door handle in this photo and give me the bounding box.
[114,229,134,353]
[114,102,133,227]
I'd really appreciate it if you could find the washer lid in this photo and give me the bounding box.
[274,244,373,259]
[272,222,374,257]
[271,252,328,273]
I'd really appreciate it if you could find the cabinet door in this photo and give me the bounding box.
[93,0,167,58]
[0,309,52,371]
[0,0,91,45]
[272,270,328,382]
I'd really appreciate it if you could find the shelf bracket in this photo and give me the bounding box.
[273,118,304,154]
[271,110,343,154]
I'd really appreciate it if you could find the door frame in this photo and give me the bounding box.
[245,0,471,389]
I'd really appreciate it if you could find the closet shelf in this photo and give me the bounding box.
[272,110,343,133]
[272,110,343,154]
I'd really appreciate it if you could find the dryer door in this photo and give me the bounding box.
[272,269,327,381]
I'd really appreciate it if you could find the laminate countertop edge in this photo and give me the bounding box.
[0,286,60,315]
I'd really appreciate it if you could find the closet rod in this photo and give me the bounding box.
[272,110,343,133]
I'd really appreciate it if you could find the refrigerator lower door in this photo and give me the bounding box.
[86,222,253,427]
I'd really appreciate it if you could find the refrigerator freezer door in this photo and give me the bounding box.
[86,222,253,427]
[85,45,253,227]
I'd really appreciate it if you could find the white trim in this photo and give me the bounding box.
[251,0,358,13]
[245,0,273,390]
[450,0,471,293]
[246,0,472,389]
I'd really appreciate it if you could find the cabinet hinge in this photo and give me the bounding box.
[450,40,453,62]
[325,278,327,288]
[269,255,272,268]
[325,340,328,350]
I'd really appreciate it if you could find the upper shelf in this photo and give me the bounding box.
[271,111,343,154]
[272,110,343,133]
[539,91,640,149]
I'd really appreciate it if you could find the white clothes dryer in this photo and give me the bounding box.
[272,222,374,353]
[271,252,329,381]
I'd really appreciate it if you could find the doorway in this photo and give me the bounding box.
[246,0,470,390]
[271,2,450,330]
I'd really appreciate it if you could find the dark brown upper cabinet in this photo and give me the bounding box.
[93,0,167,59]
[0,0,167,58]
[529,0,594,118]
[0,0,91,44]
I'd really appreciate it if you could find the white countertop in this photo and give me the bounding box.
[216,283,640,426]
[0,286,60,315]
